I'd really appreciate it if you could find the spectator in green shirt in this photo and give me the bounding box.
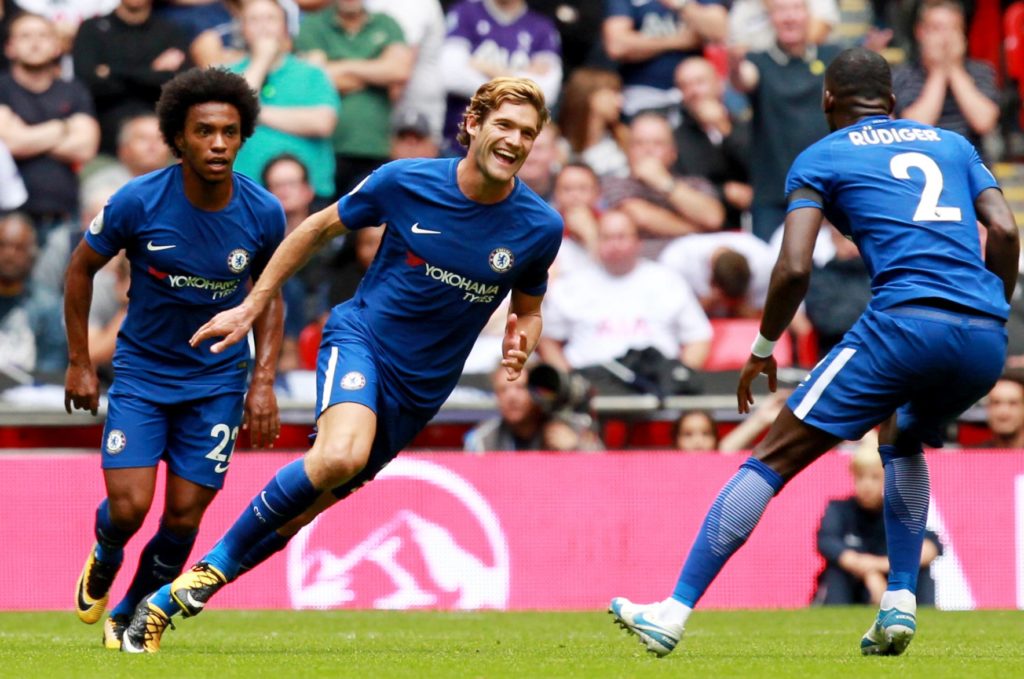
[296,0,412,195]
[229,0,340,201]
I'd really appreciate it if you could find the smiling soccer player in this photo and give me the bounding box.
[123,76,564,653]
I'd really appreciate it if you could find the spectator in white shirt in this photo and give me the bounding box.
[539,208,712,371]
[659,231,775,318]
[0,140,27,211]
[550,162,601,278]
[366,0,445,142]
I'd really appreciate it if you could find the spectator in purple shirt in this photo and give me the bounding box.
[440,0,561,156]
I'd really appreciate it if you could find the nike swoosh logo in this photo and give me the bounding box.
[122,635,144,653]
[260,490,283,516]
[185,592,206,610]
[410,222,441,235]
[152,555,177,571]
[147,241,176,251]
[633,613,680,644]
[77,580,94,611]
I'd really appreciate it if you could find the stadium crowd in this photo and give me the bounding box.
[0,0,1019,451]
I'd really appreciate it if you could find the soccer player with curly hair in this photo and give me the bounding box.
[65,67,286,649]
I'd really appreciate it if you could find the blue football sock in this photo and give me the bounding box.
[94,498,135,565]
[146,583,180,617]
[879,445,930,593]
[109,523,197,618]
[672,458,784,607]
[142,531,292,620]
[204,459,318,581]
[236,531,292,578]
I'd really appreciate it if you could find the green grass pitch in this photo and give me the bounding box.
[1,609,1022,678]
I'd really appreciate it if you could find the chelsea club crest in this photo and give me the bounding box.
[340,371,367,390]
[227,248,251,274]
[106,429,127,454]
[488,247,514,273]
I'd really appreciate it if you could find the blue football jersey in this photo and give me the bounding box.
[786,115,1007,320]
[85,165,285,399]
[333,158,563,410]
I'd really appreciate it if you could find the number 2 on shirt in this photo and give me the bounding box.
[890,152,963,222]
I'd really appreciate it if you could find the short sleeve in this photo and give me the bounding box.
[963,136,999,199]
[445,2,474,40]
[70,80,96,118]
[540,281,571,341]
[376,13,406,47]
[785,144,830,213]
[295,12,324,52]
[673,276,713,344]
[535,18,561,56]
[306,64,341,110]
[605,0,632,19]
[252,201,286,280]
[658,236,702,289]
[84,189,141,257]
[891,65,918,116]
[335,163,392,230]
[514,218,563,297]
[968,60,999,105]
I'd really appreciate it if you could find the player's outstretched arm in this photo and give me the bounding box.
[63,240,113,415]
[975,187,1021,303]
[190,203,348,353]
[737,199,823,413]
[244,291,283,448]
[502,290,544,380]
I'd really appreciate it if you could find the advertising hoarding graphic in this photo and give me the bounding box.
[1,452,1022,610]
[1017,475,1024,610]
[287,458,510,610]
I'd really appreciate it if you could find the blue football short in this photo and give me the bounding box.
[101,386,245,489]
[315,322,437,498]
[786,304,1006,446]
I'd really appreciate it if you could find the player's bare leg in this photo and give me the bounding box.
[123,404,378,652]
[107,473,215,648]
[172,402,376,611]
[77,467,156,628]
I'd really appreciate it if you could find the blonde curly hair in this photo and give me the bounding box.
[456,77,550,148]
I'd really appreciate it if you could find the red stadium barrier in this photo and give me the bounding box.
[2,451,1021,611]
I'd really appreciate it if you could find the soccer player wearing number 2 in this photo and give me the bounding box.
[64,69,286,649]
[122,77,563,653]
[611,48,1019,658]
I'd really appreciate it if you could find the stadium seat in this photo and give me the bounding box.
[1005,2,1024,126]
[970,0,1002,83]
[795,327,819,368]
[704,318,793,372]
[297,320,323,371]
[703,43,729,77]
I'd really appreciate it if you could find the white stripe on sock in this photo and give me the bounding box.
[320,346,339,414]
[793,347,857,420]
[888,455,930,527]
[713,471,775,556]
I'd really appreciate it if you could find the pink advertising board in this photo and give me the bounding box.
[1,451,1021,611]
